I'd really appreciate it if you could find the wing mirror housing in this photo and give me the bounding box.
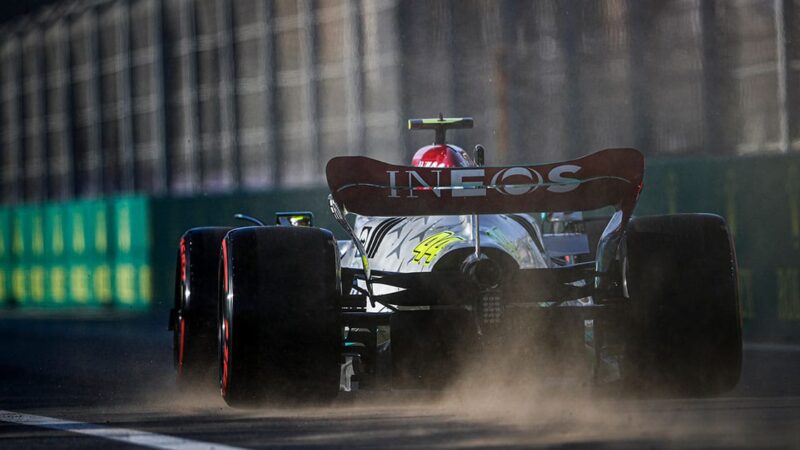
[275,211,314,227]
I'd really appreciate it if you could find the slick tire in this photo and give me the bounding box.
[173,227,232,389]
[219,226,341,407]
[621,214,742,396]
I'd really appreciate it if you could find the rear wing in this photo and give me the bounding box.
[326,148,644,217]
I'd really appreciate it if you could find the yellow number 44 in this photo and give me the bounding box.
[412,231,464,265]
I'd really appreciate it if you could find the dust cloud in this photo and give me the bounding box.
[428,322,752,448]
[130,323,756,449]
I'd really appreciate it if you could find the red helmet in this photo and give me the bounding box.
[412,144,475,168]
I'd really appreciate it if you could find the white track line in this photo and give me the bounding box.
[0,410,246,450]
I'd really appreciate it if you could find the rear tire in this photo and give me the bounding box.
[621,214,742,396]
[172,227,231,389]
[219,226,341,407]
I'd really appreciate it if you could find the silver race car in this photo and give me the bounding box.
[170,117,742,407]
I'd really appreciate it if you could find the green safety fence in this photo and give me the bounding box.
[112,196,151,309]
[10,206,46,306]
[0,197,151,309]
[44,204,68,306]
[64,200,114,307]
[0,208,10,305]
[112,196,150,259]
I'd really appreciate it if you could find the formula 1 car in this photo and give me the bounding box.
[169,117,742,407]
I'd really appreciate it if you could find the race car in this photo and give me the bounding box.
[169,116,742,407]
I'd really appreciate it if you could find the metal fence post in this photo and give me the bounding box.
[557,0,584,159]
[299,0,321,177]
[216,0,240,190]
[258,0,279,186]
[7,34,24,203]
[627,0,653,155]
[57,19,76,199]
[344,0,364,156]
[28,26,50,201]
[152,0,169,192]
[701,0,726,155]
[118,0,136,192]
[180,0,201,190]
[775,0,794,152]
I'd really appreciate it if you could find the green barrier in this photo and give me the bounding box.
[66,200,109,261]
[110,196,150,309]
[112,196,150,259]
[44,204,68,306]
[66,202,93,305]
[68,262,92,305]
[10,265,26,304]
[113,257,151,309]
[0,265,8,302]
[0,197,150,308]
[12,206,44,263]
[0,208,9,304]
[29,263,46,305]
[62,200,113,306]
[30,205,46,306]
[88,200,112,305]
[48,264,69,305]
[10,206,46,305]
[93,261,113,306]
[0,208,10,264]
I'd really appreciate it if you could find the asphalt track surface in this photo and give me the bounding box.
[0,312,797,449]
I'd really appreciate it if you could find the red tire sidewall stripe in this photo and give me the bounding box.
[177,236,188,378]
[178,318,185,375]
[180,237,187,282]
[222,239,229,293]
[221,238,230,396]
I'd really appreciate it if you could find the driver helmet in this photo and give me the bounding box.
[411,144,475,168]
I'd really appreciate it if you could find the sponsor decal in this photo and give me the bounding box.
[386,164,582,198]
[412,231,464,265]
[491,167,543,195]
